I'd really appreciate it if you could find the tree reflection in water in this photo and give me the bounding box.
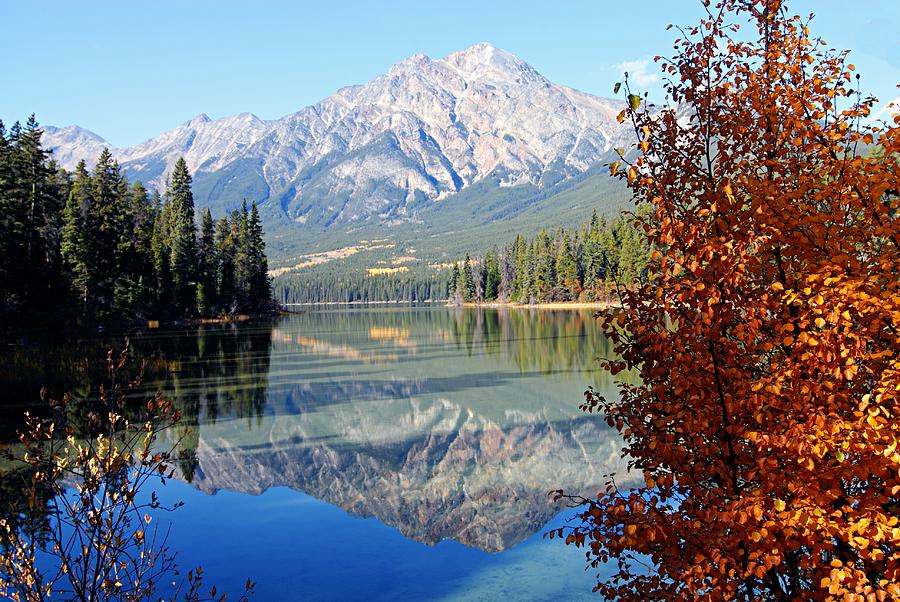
[1,308,633,554]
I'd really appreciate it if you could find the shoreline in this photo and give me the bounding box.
[457,301,618,310]
[282,300,617,310]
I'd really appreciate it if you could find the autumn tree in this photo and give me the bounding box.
[555,1,900,600]
[0,342,255,601]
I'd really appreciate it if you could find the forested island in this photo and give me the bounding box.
[0,116,272,336]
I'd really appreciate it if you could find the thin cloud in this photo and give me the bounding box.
[612,58,660,88]
[874,96,900,120]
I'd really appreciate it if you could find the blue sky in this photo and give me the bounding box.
[1,1,897,147]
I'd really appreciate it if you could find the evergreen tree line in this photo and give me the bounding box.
[449,209,650,304]
[274,268,453,304]
[273,210,648,305]
[0,116,272,330]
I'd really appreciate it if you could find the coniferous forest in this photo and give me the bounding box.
[447,209,650,304]
[273,268,454,305]
[0,116,272,333]
[273,209,649,305]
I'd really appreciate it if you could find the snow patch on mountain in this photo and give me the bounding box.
[44,43,634,226]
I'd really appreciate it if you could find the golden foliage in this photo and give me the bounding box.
[0,341,255,601]
[366,266,409,276]
[555,1,900,599]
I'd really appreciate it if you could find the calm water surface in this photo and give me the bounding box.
[3,307,631,601]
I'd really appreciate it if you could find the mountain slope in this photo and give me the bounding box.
[44,43,635,263]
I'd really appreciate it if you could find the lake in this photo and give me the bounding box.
[1,307,631,600]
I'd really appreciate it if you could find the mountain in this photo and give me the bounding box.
[43,125,111,170]
[43,43,635,262]
[186,404,625,552]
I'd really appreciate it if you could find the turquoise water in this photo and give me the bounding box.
[5,307,630,600]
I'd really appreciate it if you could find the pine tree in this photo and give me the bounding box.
[532,230,554,301]
[125,181,156,314]
[109,161,140,315]
[483,248,501,301]
[82,149,131,317]
[555,233,579,301]
[0,116,59,315]
[197,208,216,315]
[0,120,14,316]
[462,254,475,303]
[247,201,269,311]
[61,161,93,313]
[511,235,528,302]
[18,117,56,305]
[215,216,236,313]
[167,158,197,316]
[150,192,172,313]
[234,201,252,310]
[448,263,459,301]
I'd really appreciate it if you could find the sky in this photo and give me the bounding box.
[1,0,898,147]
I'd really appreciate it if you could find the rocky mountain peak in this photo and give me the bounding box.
[43,125,112,170]
[444,42,542,83]
[43,43,635,229]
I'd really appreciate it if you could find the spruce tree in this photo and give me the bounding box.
[0,121,25,319]
[234,201,252,310]
[87,148,124,317]
[110,161,140,315]
[483,249,500,301]
[1,116,58,315]
[18,117,56,305]
[462,254,475,303]
[449,263,459,302]
[167,158,197,315]
[512,235,528,302]
[247,201,269,311]
[532,230,554,301]
[61,161,93,313]
[215,216,236,313]
[126,181,156,313]
[150,191,172,313]
[197,208,216,315]
[556,234,579,301]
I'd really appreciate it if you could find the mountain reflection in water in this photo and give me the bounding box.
[1,307,632,591]
[150,307,630,553]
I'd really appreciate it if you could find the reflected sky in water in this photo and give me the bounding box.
[3,307,632,600]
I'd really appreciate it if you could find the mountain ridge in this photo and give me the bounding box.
[44,43,630,221]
